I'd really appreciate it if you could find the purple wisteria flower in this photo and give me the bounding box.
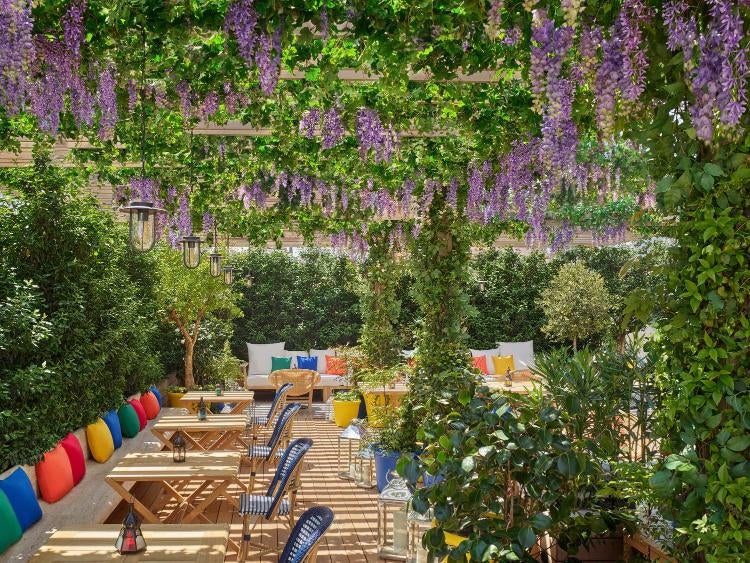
[0,0,34,115]
[299,108,321,138]
[321,106,345,148]
[175,80,192,120]
[97,62,117,140]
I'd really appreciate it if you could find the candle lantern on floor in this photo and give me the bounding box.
[197,396,208,421]
[115,498,147,554]
[354,446,375,489]
[378,473,413,560]
[407,505,433,563]
[337,423,364,480]
[170,429,186,463]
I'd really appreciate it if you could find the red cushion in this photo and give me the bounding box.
[35,445,74,503]
[129,399,147,430]
[59,433,86,485]
[326,355,347,376]
[472,355,489,375]
[139,392,160,420]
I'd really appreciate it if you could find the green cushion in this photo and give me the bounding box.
[0,489,22,554]
[271,356,291,371]
[117,403,141,438]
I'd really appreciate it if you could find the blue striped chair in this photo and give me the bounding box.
[248,383,294,444]
[238,438,313,560]
[247,402,301,490]
[279,506,335,563]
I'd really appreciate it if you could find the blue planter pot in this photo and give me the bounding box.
[357,396,368,419]
[374,449,401,493]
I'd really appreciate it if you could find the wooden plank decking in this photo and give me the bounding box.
[105,404,382,562]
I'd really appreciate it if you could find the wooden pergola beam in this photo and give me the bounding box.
[278,68,501,83]
[191,120,452,137]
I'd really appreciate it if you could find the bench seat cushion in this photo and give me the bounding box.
[36,445,74,503]
[118,403,141,438]
[0,468,42,531]
[86,418,115,463]
[102,410,123,449]
[60,433,86,484]
[247,374,347,389]
[139,391,160,420]
[0,490,22,554]
[128,399,148,430]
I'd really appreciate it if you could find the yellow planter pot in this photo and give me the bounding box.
[332,399,361,428]
[362,391,404,428]
[444,531,470,561]
[166,392,185,408]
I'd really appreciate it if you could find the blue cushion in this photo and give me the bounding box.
[297,356,317,370]
[149,385,162,406]
[102,410,123,449]
[0,468,42,531]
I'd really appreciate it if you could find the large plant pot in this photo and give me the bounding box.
[332,399,361,428]
[167,392,185,408]
[363,391,403,428]
[374,448,401,493]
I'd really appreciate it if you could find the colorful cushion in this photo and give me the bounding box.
[310,348,334,372]
[0,468,42,531]
[149,385,163,406]
[471,348,500,374]
[35,445,74,503]
[271,356,292,371]
[86,418,115,463]
[0,490,22,554]
[129,399,148,430]
[102,410,123,449]
[472,355,489,374]
[140,391,160,420]
[297,355,318,371]
[326,355,347,376]
[285,351,307,368]
[118,403,141,438]
[247,342,285,374]
[491,355,515,376]
[60,433,86,484]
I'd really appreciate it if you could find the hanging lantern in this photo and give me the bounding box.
[209,251,222,277]
[223,266,235,285]
[197,396,208,421]
[181,235,202,269]
[407,506,434,563]
[170,429,186,463]
[115,498,147,554]
[337,423,364,480]
[120,201,165,252]
[378,473,413,560]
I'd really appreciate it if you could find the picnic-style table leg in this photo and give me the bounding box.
[150,429,172,451]
[182,479,232,523]
[230,400,250,414]
[105,477,161,524]
[182,430,207,451]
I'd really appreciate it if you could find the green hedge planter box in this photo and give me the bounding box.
[117,403,141,438]
[0,489,22,554]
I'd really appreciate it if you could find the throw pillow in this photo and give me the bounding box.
[472,355,489,375]
[470,348,499,374]
[35,444,74,503]
[0,490,22,554]
[117,403,141,438]
[60,433,87,484]
[0,468,42,531]
[247,342,285,374]
[128,399,148,430]
[491,355,515,376]
[86,418,115,463]
[271,356,292,371]
[139,391,160,420]
[102,410,123,449]
[297,356,318,371]
[326,355,346,376]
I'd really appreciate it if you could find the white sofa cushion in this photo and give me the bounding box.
[470,348,500,374]
[310,348,335,374]
[247,342,285,375]
[498,341,535,371]
[246,374,272,388]
[284,350,308,368]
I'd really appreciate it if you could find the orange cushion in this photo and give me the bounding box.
[326,355,346,376]
[35,444,74,503]
[129,399,147,430]
[139,391,160,420]
[472,355,489,374]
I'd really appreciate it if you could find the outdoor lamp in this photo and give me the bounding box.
[180,235,202,268]
[209,251,222,276]
[354,446,376,489]
[223,266,235,285]
[197,396,208,421]
[115,498,147,554]
[377,473,413,560]
[170,429,186,463]
[337,423,364,480]
[407,505,433,563]
[120,201,165,252]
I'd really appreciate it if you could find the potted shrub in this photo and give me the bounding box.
[332,389,362,428]
[165,385,188,408]
[361,364,406,427]
[369,409,416,493]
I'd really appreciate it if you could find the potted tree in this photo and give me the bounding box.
[361,364,407,427]
[369,408,417,493]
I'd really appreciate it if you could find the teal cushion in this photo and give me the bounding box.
[0,468,42,531]
[271,356,291,371]
[117,403,140,438]
[0,489,22,554]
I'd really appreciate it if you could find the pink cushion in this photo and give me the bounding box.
[128,399,147,430]
[59,433,86,485]
[139,392,160,420]
[35,445,74,503]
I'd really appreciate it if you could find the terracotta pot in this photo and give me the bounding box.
[332,399,361,428]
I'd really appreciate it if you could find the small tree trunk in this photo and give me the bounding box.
[573,335,578,352]
[184,337,196,388]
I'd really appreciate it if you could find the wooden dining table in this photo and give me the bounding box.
[151,414,249,452]
[179,390,254,414]
[29,524,229,562]
[483,377,538,394]
[104,452,245,527]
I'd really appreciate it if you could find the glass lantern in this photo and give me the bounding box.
[354,446,376,489]
[223,266,235,285]
[170,429,187,462]
[337,423,364,480]
[115,498,147,554]
[197,396,208,421]
[181,235,202,268]
[407,505,434,563]
[120,201,165,252]
[209,251,222,277]
[378,473,413,560]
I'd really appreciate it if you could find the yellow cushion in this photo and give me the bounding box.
[85,418,114,463]
[491,355,515,375]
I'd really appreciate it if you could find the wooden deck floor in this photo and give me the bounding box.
[105,404,383,562]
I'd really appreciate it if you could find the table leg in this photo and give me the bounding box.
[230,400,250,414]
[150,429,172,451]
[182,479,231,523]
[105,478,161,524]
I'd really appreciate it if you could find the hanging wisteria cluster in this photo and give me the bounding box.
[0,0,34,115]
[355,108,398,163]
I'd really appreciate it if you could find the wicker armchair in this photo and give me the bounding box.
[269,369,320,409]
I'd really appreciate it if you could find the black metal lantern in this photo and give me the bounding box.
[115,498,147,554]
[120,201,165,252]
[181,235,202,269]
[209,251,222,276]
[170,429,187,462]
[223,266,235,285]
